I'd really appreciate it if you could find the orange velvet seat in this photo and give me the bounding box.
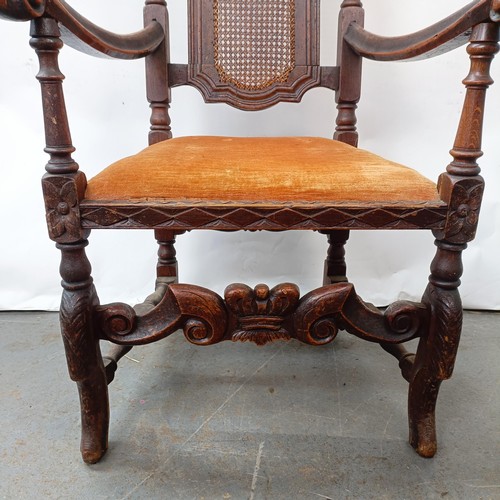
[84,136,439,204]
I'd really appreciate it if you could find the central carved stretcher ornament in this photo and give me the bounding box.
[95,281,428,347]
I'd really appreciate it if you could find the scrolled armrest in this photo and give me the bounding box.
[44,0,164,60]
[344,0,492,61]
[0,0,45,21]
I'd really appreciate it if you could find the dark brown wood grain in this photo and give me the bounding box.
[79,200,448,232]
[344,0,492,61]
[58,238,108,464]
[95,281,428,347]
[0,0,497,464]
[145,0,171,144]
[186,0,323,110]
[321,230,350,285]
[46,0,165,59]
[0,0,45,21]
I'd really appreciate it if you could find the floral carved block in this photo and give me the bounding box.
[436,174,484,243]
[42,172,86,242]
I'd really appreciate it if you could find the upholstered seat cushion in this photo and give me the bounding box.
[84,136,439,204]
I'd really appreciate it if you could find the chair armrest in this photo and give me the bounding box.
[46,0,164,59]
[344,0,493,61]
[0,0,45,21]
[1,0,164,59]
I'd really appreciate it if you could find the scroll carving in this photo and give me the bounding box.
[172,284,227,345]
[294,283,426,346]
[95,281,428,347]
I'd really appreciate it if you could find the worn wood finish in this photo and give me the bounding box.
[0,0,497,463]
[44,0,165,60]
[321,230,350,285]
[95,281,428,347]
[186,0,324,110]
[145,0,171,144]
[0,0,45,21]
[79,200,448,232]
[344,0,492,62]
[58,238,108,464]
[335,0,363,146]
[408,22,499,457]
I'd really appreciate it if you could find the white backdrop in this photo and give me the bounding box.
[1,0,500,310]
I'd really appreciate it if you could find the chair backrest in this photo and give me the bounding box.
[150,0,362,144]
[184,0,323,110]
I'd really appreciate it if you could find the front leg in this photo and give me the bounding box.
[58,238,109,464]
[408,240,465,457]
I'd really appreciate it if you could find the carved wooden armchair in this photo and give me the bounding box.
[1,0,499,464]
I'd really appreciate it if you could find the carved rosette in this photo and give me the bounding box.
[446,181,483,239]
[42,172,86,242]
[225,283,300,345]
[436,175,484,243]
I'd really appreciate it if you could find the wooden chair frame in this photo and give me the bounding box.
[1,0,499,464]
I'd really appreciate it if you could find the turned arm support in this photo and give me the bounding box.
[344,0,493,61]
[0,0,165,59]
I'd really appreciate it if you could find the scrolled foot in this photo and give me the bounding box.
[77,374,109,464]
[81,442,108,465]
[410,417,437,458]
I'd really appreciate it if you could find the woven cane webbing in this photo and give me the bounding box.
[213,0,296,91]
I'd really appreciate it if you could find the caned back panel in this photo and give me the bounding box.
[187,0,321,110]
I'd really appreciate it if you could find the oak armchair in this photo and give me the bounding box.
[1,0,499,464]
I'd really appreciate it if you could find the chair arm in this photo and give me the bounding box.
[344,0,493,61]
[0,0,165,59]
[0,0,45,21]
[45,0,164,59]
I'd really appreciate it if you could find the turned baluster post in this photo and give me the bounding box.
[321,230,350,285]
[155,229,181,284]
[408,22,499,458]
[335,0,363,147]
[145,0,171,144]
[322,1,364,291]
[31,16,109,464]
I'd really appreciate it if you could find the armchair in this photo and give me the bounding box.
[0,0,498,464]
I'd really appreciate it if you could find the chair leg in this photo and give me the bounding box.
[155,229,181,284]
[58,238,109,464]
[408,239,465,457]
[322,230,350,285]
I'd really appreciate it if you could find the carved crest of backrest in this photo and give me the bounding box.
[188,0,320,110]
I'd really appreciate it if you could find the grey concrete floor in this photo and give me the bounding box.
[0,311,499,500]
